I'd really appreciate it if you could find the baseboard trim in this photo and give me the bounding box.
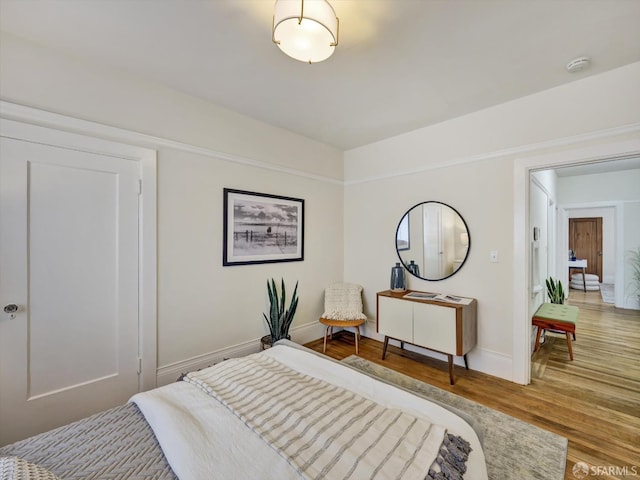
[466,347,513,382]
[156,320,326,386]
[156,321,516,386]
[156,340,259,386]
[360,326,514,382]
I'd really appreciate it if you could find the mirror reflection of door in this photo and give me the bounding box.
[396,201,470,281]
[423,204,458,278]
[569,217,603,281]
[423,203,443,278]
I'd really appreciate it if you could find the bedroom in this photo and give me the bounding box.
[1,1,639,478]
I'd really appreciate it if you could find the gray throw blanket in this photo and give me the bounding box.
[184,353,470,480]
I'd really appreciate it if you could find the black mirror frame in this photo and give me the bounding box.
[394,201,471,281]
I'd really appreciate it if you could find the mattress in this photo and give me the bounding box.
[0,341,486,480]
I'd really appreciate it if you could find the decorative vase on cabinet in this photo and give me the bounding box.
[390,263,406,292]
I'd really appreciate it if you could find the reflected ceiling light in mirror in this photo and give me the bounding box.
[272,0,339,64]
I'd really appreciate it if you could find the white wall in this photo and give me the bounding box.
[345,62,640,381]
[345,157,516,378]
[558,169,640,204]
[0,33,345,382]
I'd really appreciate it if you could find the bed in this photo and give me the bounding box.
[0,341,487,480]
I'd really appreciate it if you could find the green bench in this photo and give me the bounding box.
[532,303,579,360]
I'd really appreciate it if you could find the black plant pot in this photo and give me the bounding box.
[260,334,291,350]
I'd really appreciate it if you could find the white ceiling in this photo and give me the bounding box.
[1,0,640,150]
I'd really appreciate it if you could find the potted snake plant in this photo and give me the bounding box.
[545,277,566,304]
[261,278,299,349]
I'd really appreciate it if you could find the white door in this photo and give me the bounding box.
[0,133,141,446]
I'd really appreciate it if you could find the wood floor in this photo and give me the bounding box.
[304,290,640,480]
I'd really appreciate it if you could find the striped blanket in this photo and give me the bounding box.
[184,353,470,480]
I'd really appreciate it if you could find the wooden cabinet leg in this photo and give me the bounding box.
[382,336,389,360]
[448,354,455,385]
[463,354,469,370]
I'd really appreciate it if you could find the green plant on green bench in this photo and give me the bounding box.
[545,277,565,304]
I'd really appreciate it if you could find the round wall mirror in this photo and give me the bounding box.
[395,201,470,281]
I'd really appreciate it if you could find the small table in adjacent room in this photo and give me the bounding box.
[568,259,587,291]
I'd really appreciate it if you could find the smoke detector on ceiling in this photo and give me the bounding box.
[566,56,591,73]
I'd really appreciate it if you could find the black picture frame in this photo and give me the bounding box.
[223,188,304,266]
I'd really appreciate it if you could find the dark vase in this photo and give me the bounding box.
[407,260,420,277]
[390,262,406,292]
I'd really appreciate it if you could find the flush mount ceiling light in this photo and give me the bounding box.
[272,0,339,64]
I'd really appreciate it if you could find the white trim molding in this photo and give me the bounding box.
[360,327,513,382]
[156,339,260,387]
[0,101,343,185]
[345,122,640,186]
[156,320,325,386]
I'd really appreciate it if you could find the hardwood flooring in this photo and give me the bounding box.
[304,290,640,480]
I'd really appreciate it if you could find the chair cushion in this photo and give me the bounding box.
[533,303,579,325]
[322,283,367,320]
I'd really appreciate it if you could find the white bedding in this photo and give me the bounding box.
[131,345,488,480]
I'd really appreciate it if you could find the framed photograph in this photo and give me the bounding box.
[223,188,304,266]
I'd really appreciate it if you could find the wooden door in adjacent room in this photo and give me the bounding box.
[569,217,603,281]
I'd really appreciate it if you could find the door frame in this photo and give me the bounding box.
[513,137,640,385]
[0,117,158,392]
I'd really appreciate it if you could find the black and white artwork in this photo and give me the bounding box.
[223,188,304,266]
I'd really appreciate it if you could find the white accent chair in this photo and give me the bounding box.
[319,283,367,354]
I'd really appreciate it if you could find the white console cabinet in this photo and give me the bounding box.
[376,290,477,384]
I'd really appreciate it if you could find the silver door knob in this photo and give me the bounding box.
[3,304,18,314]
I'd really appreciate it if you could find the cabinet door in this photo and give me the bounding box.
[413,303,456,354]
[378,296,413,341]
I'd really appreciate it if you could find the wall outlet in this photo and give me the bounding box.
[490,250,499,263]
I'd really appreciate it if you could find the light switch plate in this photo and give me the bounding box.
[490,250,499,263]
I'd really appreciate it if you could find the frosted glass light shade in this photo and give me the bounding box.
[272,0,339,64]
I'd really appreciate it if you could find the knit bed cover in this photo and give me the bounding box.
[184,353,471,480]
